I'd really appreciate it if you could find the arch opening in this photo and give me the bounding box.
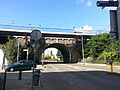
[42,43,70,63]
[42,48,63,63]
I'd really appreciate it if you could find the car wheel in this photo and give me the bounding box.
[10,68,14,72]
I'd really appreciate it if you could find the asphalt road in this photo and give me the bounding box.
[41,64,120,90]
[0,63,120,90]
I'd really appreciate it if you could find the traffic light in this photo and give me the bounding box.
[96,1,118,7]
[110,10,118,40]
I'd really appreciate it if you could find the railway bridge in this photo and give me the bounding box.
[0,28,95,63]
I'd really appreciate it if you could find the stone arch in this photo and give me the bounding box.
[44,43,70,63]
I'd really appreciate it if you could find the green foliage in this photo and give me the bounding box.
[98,51,116,64]
[113,61,120,66]
[56,50,63,61]
[44,55,51,60]
[84,33,119,64]
[85,34,110,58]
[1,40,18,64]
[0,39,34,64]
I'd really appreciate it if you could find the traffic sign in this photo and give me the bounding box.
[96,1,118,7]
[31,30,42,41]
[110,10,118,40]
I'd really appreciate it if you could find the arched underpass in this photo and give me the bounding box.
[43,43,70,63]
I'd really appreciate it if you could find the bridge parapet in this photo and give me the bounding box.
[45,37,76,46]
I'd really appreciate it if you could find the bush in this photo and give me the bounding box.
[85,57,94,63]
[44,55,51,60]
[1,40,17,64]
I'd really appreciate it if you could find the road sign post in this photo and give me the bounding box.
[30,29,42,90]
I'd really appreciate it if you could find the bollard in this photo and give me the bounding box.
[3,70,7,90]
[110,65,113,72]
[18,70,22,80]
[109,61,113,72]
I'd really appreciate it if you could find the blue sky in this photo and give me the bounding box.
[0,0,115,32]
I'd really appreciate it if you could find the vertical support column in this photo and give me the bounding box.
[68,47,72,62]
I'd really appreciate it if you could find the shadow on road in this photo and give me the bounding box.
[41,71,120,90]
[0,70,120,90]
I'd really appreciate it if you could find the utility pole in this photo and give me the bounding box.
[17,42,20,62]
[81,36,85,65]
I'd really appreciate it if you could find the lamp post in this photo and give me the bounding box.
[17,42,20,62]
[81,36,85,65]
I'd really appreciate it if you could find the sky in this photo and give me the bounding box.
[44,48,58,58]
[0,0,117,32]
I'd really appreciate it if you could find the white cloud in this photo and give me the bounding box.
[73,25,92,33]
[87,0,93,7]
[75,0,93,7]
[80,0,84,2]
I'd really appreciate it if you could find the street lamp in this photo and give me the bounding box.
[17,42,20,62]
[81,36,85,65]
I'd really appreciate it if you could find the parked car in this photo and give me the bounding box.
[5,60,37,72]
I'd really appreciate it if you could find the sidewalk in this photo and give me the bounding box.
[0,65,43,90]
[77,63,120,73]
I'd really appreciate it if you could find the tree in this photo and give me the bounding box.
[1,40,18,64]
[98,40,119,62]
[84,33,119,63]
[85,34,110,58]
[56,50,63,61]
[44,55,51,60]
